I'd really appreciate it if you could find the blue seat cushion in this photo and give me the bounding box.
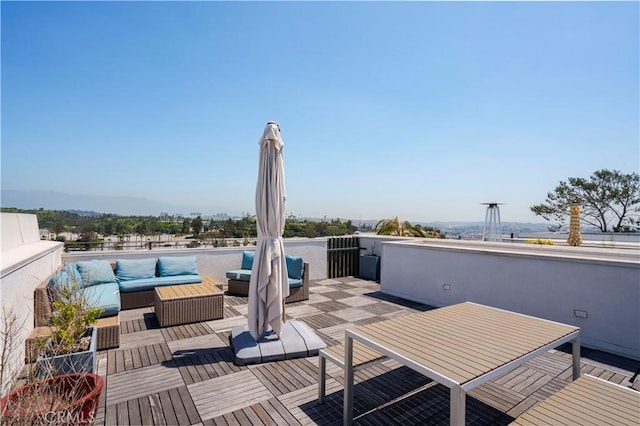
[158,256,198,277]
[286,255,304,280]
[226,269,252,282]
[83,282,121,317]
[288,278,303,289]
[115,258,157,281]
[241,251,255,270]
[76,260,117,287]
[118,275,202,292]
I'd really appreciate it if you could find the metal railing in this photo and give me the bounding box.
[63,238,257,252]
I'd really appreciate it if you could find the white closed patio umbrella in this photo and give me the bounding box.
[247,122,289,341]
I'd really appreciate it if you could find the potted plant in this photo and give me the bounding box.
[36,279,103,376]
[0,305,104,425]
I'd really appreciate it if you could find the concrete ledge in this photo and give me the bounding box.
[1,241,63,278]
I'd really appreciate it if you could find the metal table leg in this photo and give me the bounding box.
[343,334,354,425]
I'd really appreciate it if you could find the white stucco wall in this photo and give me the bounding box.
[357,234,413,256]
[63,237,328,282]
[380,239,640,360]
[0,213,64,395]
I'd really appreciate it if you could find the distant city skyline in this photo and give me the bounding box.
[3,189,551,226]
[2,2,638,223]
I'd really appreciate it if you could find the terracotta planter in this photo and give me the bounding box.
[0,373,103,425]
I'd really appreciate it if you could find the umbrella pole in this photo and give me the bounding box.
[282,300,286,323]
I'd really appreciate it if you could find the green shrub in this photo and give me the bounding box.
[525,239,555,245]
[48,281,103,355]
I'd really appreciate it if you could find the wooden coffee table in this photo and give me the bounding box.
[154,277,223,327]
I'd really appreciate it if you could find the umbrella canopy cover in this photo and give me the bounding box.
[248,122,289,340]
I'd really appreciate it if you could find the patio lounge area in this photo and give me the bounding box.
[91,277,640,425]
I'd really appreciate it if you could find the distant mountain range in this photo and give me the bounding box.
[0,190,197,217]
[1,189,551,232]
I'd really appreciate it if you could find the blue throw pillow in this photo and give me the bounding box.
[76,260,117,287]
[241,251,255,270]
[49,270,69,288]
[158,256,198,277]
[63,263,81,281]
[49,263,82,291]
[286,255,304,280]
[115,258,157,281]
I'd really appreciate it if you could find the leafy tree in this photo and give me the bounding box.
[1,208,363,241]
[50,223,63,239]
[101,218,114,236]
[181,218,191,234]
[375,217,443,238]
[135,220,148,237]
[531,169,640,232]
[191,216,203,236]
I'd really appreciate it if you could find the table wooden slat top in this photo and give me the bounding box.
[323,342,384,367]
[511,374,640,426]
[156,277,221,300]
[350,302,579,385]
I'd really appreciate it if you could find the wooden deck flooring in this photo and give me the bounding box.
[93,277,640,425]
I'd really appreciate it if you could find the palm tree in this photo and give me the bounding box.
[375,217,442,238]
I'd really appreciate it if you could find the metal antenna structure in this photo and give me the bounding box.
[482,202,504,242]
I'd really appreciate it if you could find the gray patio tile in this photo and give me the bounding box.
[206,315,248,332]
[309,284,338,293]
[343,286,380,296]
[360,301,405,315]
[299,312,348,330]
[321,290,356,300]
[325,283,354,291]
[106,362,184,405]
[278,382,335,425]
[232,303,249,316]
[379,311,412,321]
[284,303,322,318]
[188,370,272,421]
[318,322,356,343]
[339,295,378,307]
[118,329,164,349]
[312,300,351,313]
[307,293,332,303]
[167,333,227,358]
[330,307,377,323]
[314,279,342,285]
[118,306,154,322]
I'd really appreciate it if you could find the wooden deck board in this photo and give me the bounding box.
[158,390,178,426]
[116,401,129,425]
[138,395,154,425]
[251,401,276,426]
[127,398,142,425]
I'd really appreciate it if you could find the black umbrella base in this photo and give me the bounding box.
[231,320,326,366]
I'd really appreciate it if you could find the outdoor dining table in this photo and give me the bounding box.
[343,301,581,425]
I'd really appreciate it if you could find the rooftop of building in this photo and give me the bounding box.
[85,277,639,425]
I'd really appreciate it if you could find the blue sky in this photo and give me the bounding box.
[2,1,638,223]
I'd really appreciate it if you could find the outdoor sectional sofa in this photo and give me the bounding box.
[226,251,309,303]
[113,256,203,309]
[32,256,204,350]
